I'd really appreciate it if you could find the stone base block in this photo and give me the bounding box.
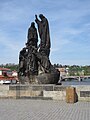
[35,73,59,84]
[0,84,90,102]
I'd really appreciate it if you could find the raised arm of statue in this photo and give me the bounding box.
[35,14,40,24]
[35,15,37,19]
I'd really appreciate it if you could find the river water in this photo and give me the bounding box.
[61,78,90,85]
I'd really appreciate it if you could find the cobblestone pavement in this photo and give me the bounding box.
[0,99,90,120]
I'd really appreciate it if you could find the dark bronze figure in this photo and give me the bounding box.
[35,14,51,57]
[26,22,38,75]
[18,14,60,84]
[26,22,38,48]
[18,47,27,77]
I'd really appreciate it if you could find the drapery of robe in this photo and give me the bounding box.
[35,16,51,49]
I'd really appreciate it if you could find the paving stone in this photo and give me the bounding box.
[0,100,90,120]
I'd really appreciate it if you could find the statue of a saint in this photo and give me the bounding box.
[27,22,38,48]
[26,22,38,75]
[35,14,51,57]
[19,47,27,76]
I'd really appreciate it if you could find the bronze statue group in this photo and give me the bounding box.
[18,14,60,84]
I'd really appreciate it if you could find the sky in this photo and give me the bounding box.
[0,0,90,65]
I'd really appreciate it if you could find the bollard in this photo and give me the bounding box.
[66,87,77,103]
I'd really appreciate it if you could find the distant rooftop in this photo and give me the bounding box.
[0,67,11,71]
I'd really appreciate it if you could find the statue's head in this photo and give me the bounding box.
[39,14,44,19]
[22,48,26,52]
[31,22,35,27]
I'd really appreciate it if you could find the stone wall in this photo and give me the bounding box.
[74,85,90,101]
[0,84,90,101]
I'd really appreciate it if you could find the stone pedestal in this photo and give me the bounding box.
[19,72,60,84]
[35,73,59,84]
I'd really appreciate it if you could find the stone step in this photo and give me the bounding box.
[18,96,53,100]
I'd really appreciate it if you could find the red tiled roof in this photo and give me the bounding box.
[0,75,17,80]
[0,67,11,71]
[0,75,4,78]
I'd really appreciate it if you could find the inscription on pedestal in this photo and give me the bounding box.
[80,91,90,97]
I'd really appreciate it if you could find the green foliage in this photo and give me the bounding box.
[68,65,90,76]
[52,64,90,76]
[0,63,19,71]
[0,63,90,76]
